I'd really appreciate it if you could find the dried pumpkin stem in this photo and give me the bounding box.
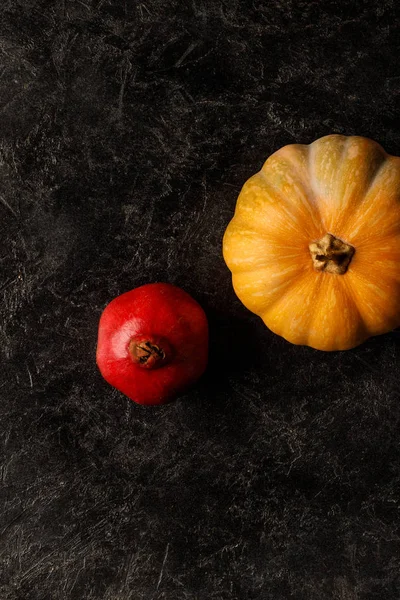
[309,233,355,275]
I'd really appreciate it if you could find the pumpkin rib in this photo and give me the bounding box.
[223,220,310,274]
[233,173,312,239]
[337,135,352,174]
[349,235,400,274]
[344,156,400,245]
[309,133,349,187]
[276,143,323,231]
[257,172,313,234]
[232,264,312,317]
[306,276,367,351]
[340,276,369,340]
[304,275,334,350]
[226,217,311,248]
[309,135,388,237]
[343,150,389,238]
[350,225,400,249]
[290,272,325,347]
[227,251,308,274]
[259,158,322,239]
[258,271,323,347]
[358,148,388,198]
[306,140,325,228]
[309,135,350,233]
[345,271,400,335]
[339,138,389,237]
[229,208,307,241]
[310,135,350,221]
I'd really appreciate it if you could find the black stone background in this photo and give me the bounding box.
[1,1,400,599]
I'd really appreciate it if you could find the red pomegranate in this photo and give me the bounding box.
[96,283,209,405]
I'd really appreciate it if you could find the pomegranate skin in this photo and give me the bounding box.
[96,283,209,405]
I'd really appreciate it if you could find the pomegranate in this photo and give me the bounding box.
[96,283,208,405]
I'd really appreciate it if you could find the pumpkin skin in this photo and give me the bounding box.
[223,134,400,351]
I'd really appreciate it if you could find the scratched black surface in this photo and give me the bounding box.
[1,1,400,599]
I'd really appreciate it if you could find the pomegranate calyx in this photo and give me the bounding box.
[129,336,170,369]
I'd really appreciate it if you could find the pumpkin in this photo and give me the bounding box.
[223,134,400,351]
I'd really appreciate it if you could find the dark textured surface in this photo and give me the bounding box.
[1,1,400,598]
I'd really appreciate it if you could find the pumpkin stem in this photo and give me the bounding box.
[309,233,355,275]
[129,336,171,369]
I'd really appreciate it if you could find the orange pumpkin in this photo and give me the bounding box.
[223,134,400,351]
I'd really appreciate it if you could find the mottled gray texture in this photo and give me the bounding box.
[1,1,400,599]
